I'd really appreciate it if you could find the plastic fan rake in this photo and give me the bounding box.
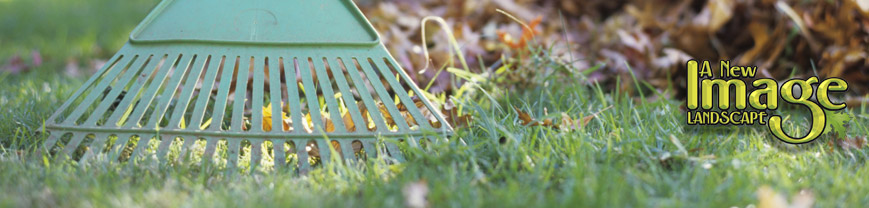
[42,0,452,172]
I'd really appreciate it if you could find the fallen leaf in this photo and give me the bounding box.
[692,0,735,32]
[343,111,355,132]
[581,105,614,127]
[513,106,535,126]
[441,100,472,128]
[559,112,574,131]
[262,103,291,132]
[497,15,542,49]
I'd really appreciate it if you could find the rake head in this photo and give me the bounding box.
[42,0,452,173]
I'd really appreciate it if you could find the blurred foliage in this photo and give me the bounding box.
[358,0,869,105]
[0,0,159,75]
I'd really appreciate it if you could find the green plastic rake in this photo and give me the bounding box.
[42,0,451,172]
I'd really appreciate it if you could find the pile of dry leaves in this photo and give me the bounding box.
[356,0,869,103]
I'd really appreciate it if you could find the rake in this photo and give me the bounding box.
[41,0,452,173]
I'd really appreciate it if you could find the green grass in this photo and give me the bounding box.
[2,70,869,207]
[2,0,869,207]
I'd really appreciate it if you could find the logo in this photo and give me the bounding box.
[685,60,849,144]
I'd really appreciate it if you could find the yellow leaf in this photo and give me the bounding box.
[262,103,291,132]
[263,103,274,131]
[199,117,212,130]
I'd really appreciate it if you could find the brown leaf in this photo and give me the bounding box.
[540,118,555,128]
[834,135,867,150]
[737,22,770,65]
[513,106,534,126]
[378,102,396,127]
[559,112,574,131]
[343,111,355,132]
[692,0,735,32]
[324,115,335,133]
[497,16,542,49]
[441,99,472,128]
[305,140,341,158]
[580,106,614,127]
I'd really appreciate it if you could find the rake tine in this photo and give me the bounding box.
[186,56,221,129]
[60,133,86,159]
[362,140,377,159]
[283,58,305,133]
[128,135,155,165]
[229,57,249,133]
[358,58,410,131]
[226,139,241,170]
[298,58,324,130]
[422,136,432,147]
[40,133,62,157]
[340,140,356,162]
[121,54,185,128]
[143,55,195,129]
[273,139,287,171]
[201,138,219,166]
[384,141,405,162]
[250,57,265,133]
[46,53,121,124]
[326,58,367,132]
[165,57,209,129]
[107,134,132,162]
[339,57,389,132]
[83,56,149,126]
[41,0,456,171]
[405,136,419,148]
[383,56,450,129]
[296,139,310,174]
[250,139,263,171]
[155,134,175,160]
[316,139,331,163]
[103,55,162,127]
[79,133,110,163]
[176,136,197,162]
[312,58,346,132]
[61,56,133,126]
[372,59,431,129]
[267,57,284,133]
[206,56,235,132]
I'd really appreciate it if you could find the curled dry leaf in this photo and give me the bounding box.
[441,99,471,128]
[514,106,534,126]
[497,15,543,49]
[511,107,556,128]
[515,105,612,130]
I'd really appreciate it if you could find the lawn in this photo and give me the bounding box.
[2,0,869,207]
